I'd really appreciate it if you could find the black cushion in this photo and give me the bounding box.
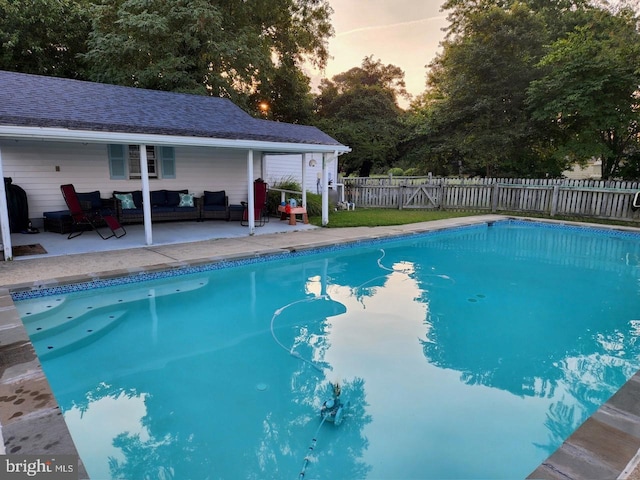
[173,206,197,213]
[204,190,226,206]
[203,205,227,212]
[43,210,72,219]
[165,189,188,207]
[77,191,102,209]
[150,190,167,207]
[152,206,175,213]
[132,191,143,207]
[120,207,143,215]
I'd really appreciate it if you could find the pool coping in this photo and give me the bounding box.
[2,214,640,479]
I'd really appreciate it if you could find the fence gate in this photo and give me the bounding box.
[402,185,440,209]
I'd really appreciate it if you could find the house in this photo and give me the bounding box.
[563,158,602,180]
[0,70,350,260]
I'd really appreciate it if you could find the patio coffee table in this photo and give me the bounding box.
[277,205,309,226]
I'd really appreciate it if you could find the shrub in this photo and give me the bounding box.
[388,167,404,176]
[303,193,322,216]
[267,177,322,216]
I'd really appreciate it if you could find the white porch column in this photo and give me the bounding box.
[140,145,153,245]
[322,153,330,226]
[247,149,255,234]
[301,153,308,207]
[0,144,13,260]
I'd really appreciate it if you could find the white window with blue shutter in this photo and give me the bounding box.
[159,146,176,179]
[108,144,127,179]
[108,145,176,179]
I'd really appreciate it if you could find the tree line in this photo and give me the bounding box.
[2,0,640,179]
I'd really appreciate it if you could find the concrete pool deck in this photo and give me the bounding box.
[2,214,640,479]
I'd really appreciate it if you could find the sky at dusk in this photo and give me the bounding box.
[308,0,450,103]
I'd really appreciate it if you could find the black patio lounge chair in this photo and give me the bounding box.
[60,184,126,239]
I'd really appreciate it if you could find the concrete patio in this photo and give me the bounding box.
[7,216,318,260]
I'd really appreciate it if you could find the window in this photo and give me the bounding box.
[128,145,158,179]
[108,145,175,180]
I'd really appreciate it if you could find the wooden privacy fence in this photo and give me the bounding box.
[342,177,640,222]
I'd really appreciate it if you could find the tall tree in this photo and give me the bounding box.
[251,59,315,123]
[330,55,409,100]
[441,0,591,38]
[417,3,550,176]
[526,8,640,179]
[83,0,333,117]
[0,0,91,78]
[315,57,406,176]
[405,0,637,178]
[397,91,461,176]
[84,0,228,95]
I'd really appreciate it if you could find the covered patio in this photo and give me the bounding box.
[8,216,318,259]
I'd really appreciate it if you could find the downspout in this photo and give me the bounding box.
[301,153,308,207]
[247,149,255,234]
[0,144,12,260]
[140,145,153,245]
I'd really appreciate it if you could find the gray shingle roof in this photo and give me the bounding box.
[0,70,345,147]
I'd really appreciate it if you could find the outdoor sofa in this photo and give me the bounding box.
[112,189,200,225]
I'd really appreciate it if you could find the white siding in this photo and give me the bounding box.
[1,140,264,220]
[264,153,338,193]
[170,146,257,205]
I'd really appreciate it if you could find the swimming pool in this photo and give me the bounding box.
[14,220,640,479]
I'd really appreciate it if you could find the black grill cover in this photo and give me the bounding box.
[4,177,29,233]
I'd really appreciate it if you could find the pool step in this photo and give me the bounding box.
[28,303,114,341]
[16,296,67,317]
[21,276,209,335]
[33,310,127,360]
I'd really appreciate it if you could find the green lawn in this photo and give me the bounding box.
[308,208,640,229]
[308,208,482,227]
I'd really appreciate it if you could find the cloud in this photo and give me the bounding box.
[310,1,450,103]
[336,15,447,38]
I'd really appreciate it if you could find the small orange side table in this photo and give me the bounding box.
[278,205,309,225]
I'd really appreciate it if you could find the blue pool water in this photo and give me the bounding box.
[14,220,640,479]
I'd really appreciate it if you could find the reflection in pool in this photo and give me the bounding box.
[15,221,640,479]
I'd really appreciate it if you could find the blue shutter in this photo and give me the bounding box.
[108,144,127,179]
[159,146,176,179]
